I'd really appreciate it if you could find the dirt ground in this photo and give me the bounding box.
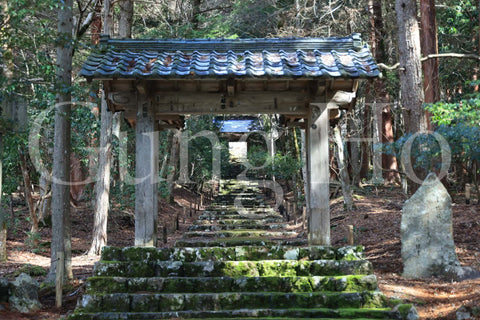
[0,185,479,320]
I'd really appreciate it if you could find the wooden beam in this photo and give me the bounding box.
[307,102,330,245]
[135,95,158,247]
[286,121,307,129]
[154,92,310,115]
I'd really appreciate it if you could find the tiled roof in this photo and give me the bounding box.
[80,34,380,79]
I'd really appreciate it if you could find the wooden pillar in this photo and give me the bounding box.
[135,96,159,247]
[307,103,330,245]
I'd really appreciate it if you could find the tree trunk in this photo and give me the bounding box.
[19,150,40,246]
[89,0,129,256]
[360,94,371,180]
[348,115,361,186]
[91,0,103,45]
[333,126,354,210]
[88,93,113,256]
[396,0,426,133]
[382,105,399,183]
[160,131,173,179]
[47,0,74,283]
[0,133,5,262]
[167,130,180,203]
[0,2,9,262]
[420,2,440,101]
[40,171,52,225]
[191,0,202,29]
[420,0,440,129]
[369,0,399,184]
[119,0,134,38]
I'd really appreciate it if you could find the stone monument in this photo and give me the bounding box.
[401,172,479,280]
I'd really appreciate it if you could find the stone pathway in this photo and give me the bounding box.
[70,180,415,319]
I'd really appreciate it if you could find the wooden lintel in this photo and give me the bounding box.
[154,91,310,115]
[286,121,307,129]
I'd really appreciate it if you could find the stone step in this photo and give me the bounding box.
[201,207,277,214]
[86,275,378,294]
[209,204,269,210]
[197,214,282,221]
[69,307,399,320]
[76,291,387,313]
[182,230,299,239]
[188,222,287,231]
[174,237,308,247]
[214,194,262,200]
[101,246,364,262]
[93,259,373,278]
[195,217,284,225]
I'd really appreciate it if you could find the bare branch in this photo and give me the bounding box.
[378,53,480,71]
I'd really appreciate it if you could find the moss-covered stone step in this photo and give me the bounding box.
[76,291,387,313]
[174,237,308,247]
[86,275,378,294]
[199,208,278,215]
[93,259,373,278]
[183,230,298,239]
[69,307,404,320]
[101,246,364,262]
[195,217,284,225]
[203,206,273,212]
[197,214,282,221]
[188,222,288,231]
[213,195,263,202]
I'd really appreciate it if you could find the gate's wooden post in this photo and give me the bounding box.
[135,95,159,247]
[307,103,330,246]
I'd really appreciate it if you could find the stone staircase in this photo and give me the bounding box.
[70,180,415,320]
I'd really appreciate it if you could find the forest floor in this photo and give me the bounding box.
[0,185,479,320]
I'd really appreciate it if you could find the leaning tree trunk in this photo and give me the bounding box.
[395,0,426,134]
[333,126,354,211]
[47,0,74,283]
[89,0,123,256]
[88,93,113,256]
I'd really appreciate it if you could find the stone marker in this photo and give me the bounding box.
[402,172,480,280]
[9,273,41,313]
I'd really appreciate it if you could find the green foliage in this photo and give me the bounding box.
[436,1,479,96]
[381,92,480,180]
[425,94,480,166]
[425,97,480,126]
[380,132,445,173]
[271,152,302,180]
[184,115,229,183]
[247,144,269,169]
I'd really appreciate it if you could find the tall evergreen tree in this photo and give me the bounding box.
[47,0,74,282]
[395,0,427,133]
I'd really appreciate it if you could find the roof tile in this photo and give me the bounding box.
[80,34,380,79]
